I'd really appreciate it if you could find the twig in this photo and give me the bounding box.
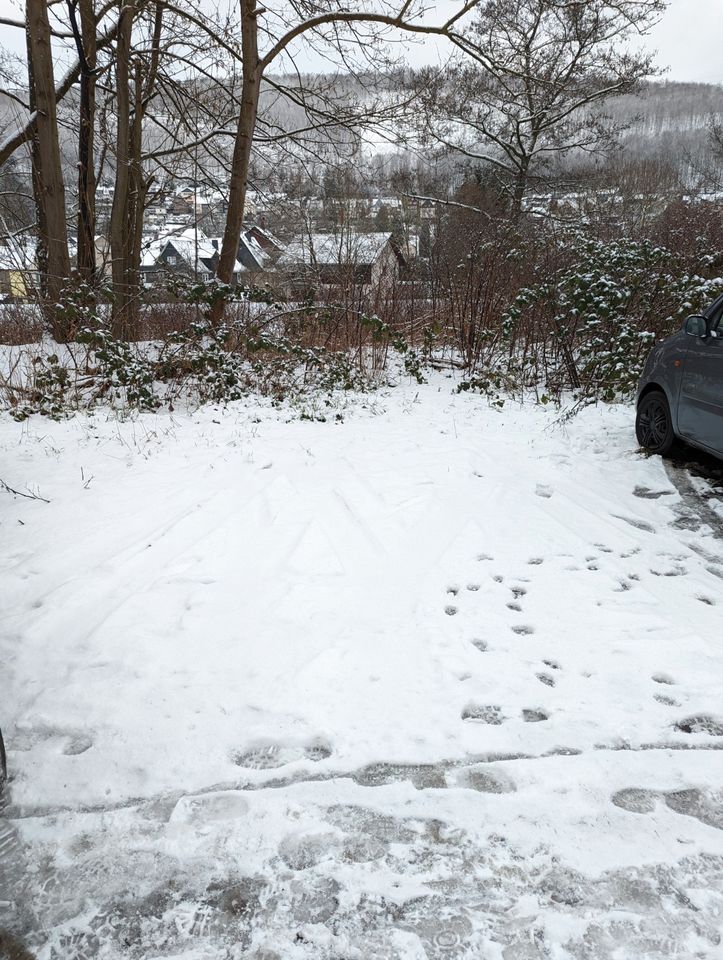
[0,478,51,503]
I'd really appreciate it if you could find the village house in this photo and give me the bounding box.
[140,226,284,286]
[0,239,38,299]
[277,230,406,297]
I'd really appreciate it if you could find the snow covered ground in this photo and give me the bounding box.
[1,377,722,959]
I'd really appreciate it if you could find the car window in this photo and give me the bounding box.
[707,298,723,333]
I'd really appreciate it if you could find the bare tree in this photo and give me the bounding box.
[68,0,98,280]
[210,0,486,319]
[26,0,72,338]
[419,0,666,220]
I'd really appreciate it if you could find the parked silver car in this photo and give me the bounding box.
[636,294,723,459]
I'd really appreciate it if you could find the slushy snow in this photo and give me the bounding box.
[1,377,722,959]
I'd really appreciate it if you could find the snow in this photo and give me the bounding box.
[1,377,722,959]
[278,231,394,267]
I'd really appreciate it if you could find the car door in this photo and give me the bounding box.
[678,297,723,455]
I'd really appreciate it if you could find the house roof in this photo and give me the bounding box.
[278,232,396,269]
[0,238,36,272]
[141,228,243,275]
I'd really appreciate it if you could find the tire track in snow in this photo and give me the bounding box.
[665,459,723,543]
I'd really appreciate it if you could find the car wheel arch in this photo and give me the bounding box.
[638,381,670,408]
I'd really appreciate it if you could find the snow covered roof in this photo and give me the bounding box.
[0,238,36,271]
[141,228,244,275]
[278,232,396,269]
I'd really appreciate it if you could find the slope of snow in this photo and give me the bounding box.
[1,377,722,959]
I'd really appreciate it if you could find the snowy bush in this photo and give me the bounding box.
[0,281,425,418]
[503,235,723,402]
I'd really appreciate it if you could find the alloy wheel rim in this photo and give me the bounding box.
[640,401,668,447]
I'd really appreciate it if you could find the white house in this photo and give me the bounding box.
[277,231,405,293]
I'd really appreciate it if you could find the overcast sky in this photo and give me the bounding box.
[1,0,722,83]
[647,0,723,83]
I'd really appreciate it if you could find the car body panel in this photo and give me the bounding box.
[637,293,723,459]
[636,330,689,432]
[676,294,723,455]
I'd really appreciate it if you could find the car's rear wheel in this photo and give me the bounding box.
[636,390,678,456]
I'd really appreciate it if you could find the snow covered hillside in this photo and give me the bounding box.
[1,379,722,959]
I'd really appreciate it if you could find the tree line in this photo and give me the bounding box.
[1,0,667,341]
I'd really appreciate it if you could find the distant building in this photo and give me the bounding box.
[277,231,405,295]
[139,226,281,285]
[240,225,285,269]
[0,239,38,299]
[140,228,243,285]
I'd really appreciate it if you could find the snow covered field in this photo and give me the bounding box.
[1,377,722,959]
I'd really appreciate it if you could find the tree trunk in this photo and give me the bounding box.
[26,0,72,340]
[510,157,531,225]
[25,24,47,301]
[127,60,145,319]
[75,0,98,282]
[109,0,134,338]
[212,0,261,323]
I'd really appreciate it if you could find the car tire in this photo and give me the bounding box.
[636,390,678,456]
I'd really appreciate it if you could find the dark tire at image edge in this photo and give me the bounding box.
[636,390,678,456]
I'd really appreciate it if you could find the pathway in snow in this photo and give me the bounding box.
[1,381,722,959]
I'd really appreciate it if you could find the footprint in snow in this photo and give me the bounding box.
[613,787,723,830]
[543,659,560,670]
[507,602,522,612]
[511,624,534,635]
[462,704,504,725]
[654,694,679,707]
[470,638,488,653]
[612,788,657,814]
[612,514,655,533]
[633,486,675,500]
[652,673,675,686]
[528,557,544,565]
[522,709,549,723]
[510,586,527,598]
[535,484,553,499]
[650,565,687,577]
[466,583,480,592]
[232,741,332,769]
[447,586,459,596]
[172,791,250,824]
[536,672,556,687]
[675,716,723,736]
[445,605,458,616]
[477,553,494,562]
[62,734,94,756]
[459,767,516,793]
[696,595,716,606]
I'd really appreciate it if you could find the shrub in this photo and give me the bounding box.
[503,235,723,402]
